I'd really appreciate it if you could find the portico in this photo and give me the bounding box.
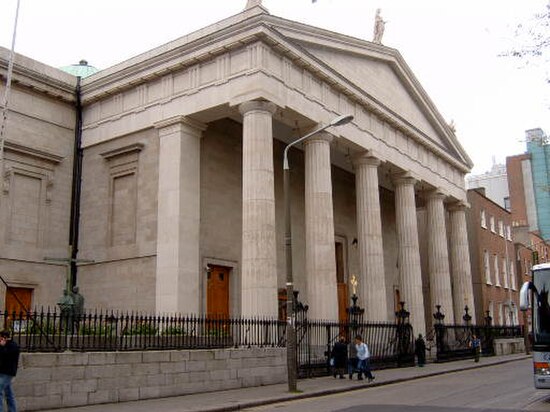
[70,1,475,334]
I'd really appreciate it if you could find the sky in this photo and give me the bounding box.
[1,0,549,175]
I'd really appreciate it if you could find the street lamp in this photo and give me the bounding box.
[283,113,353,392]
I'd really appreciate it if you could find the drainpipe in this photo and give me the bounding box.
[69,76,83,289]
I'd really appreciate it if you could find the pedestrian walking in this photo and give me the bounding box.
[350,335,375,382]
[0,330,20,412]
[470,334,481,362]
[330,335,348,379]
[415,333,426,367]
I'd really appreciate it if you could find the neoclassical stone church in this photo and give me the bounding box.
[0,1,475,335]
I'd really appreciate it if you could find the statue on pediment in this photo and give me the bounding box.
[448,119,457,133]
[373,8,386,44]
[246,0,263,9]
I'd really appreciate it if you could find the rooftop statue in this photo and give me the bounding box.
[246,0,263,9]
[373,8,386,44]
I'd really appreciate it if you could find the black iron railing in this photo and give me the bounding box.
[2,308,287,352]
[296,319,414,378]
[431,324,523,362]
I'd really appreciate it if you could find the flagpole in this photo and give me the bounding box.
[0,0,22,186]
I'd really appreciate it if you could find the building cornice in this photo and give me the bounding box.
[0,47,76,103]
[4,140,64,164]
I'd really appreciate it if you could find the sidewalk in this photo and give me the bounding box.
[41,353,529,412]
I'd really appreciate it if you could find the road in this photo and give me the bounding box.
[244,358,550,412]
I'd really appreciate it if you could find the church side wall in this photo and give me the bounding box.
[77,128,158,311]
[0,83,75,310]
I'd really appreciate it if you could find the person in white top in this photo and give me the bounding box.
[350,334,375,382]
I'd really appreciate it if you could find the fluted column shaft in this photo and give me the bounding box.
[239,101,278,318]
[353,154,388,321]
[426,190,455,324]
[305,132,338,321]
[155,116,206,314]
[394,174,426,336]
[449,203,476,322]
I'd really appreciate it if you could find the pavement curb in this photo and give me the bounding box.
[198,355,530,412]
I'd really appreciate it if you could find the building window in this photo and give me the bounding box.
[499,302,504,326]
[488,301,494,322]
[510,262,516,290]
[490,216,496,233]
[494,255,500,286]
[498,220,504,237]
[503,257,509,289]
[484,250,491,284]
[504,197,511,211]
[506,225,512,241]
[481,210,487,228]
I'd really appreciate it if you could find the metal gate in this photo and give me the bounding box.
[295,300,415,378]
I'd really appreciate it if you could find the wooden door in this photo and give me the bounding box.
[207,265,230,318]
[337,283,348,323]
[5,287,33,331]
[5,287,33,315]
[335,242,348,324]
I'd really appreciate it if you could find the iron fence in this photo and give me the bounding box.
[295,318,414,378]
[2,306,415,380]
[430,324,523,362]
[2,308,287,352]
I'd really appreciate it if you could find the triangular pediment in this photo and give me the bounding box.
[77,4,472,170]
[307,46,446,146]
[263,17,472,169]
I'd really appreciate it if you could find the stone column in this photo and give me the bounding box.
[394,173,426,336]
[353,153,388,321]
[239,101,278,318]
[155,116,206,314]
[426,189,455,324]
[449,202,476,322]
[304,131,338,321]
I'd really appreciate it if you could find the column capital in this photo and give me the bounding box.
[448,201,470,212]
[239,100,277,116]
[352,150,382,167]
[303,130,334,146]
[392,171,419,187]
[426,187,448,202]
[154,116,207,137]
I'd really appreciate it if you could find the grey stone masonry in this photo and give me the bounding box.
[14,348,286,411]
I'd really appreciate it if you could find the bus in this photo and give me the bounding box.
[520,262,550,389]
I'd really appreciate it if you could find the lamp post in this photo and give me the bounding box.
[283,114,353,392]
[463,305,472,326]
[433,304,445,325]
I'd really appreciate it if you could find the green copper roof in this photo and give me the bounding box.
[59,60,99,78]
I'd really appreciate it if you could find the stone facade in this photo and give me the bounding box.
[0,48,76,310]
[0,2,475,334]
[14,348,286,411]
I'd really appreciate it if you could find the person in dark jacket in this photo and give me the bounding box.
[330,335,348,379]
[0,330,20,412]
[414,334,426,367]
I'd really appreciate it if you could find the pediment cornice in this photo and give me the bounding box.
[80,11,472,171]
[264,17,472,169]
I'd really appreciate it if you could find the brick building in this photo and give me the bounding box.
[466,188,518,326]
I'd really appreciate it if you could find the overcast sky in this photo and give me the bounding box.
[1,0,548,174]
